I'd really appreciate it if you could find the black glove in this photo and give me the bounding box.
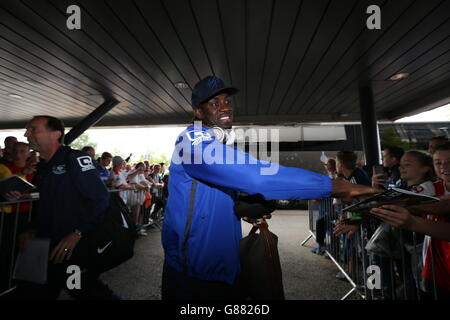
[234,194,276,219]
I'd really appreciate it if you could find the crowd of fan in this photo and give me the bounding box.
[0,138,168,237]
[1,133,449,299]
[312,136,450,300]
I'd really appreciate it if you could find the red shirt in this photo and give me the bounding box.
[422,180,450,291]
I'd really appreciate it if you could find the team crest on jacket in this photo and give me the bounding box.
[186,130,213,146]
[77,156,95,172]
[52,164,67,175]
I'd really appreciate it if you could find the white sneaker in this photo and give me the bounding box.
[138,229,147,236]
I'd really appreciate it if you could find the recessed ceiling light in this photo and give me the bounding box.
[174,82,189,89]
[389,73,409,81]
[8,94,23,99]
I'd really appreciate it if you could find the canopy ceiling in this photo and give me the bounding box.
[0,0,449,129]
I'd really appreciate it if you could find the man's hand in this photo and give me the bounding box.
[105,177,114,187]
[18,231,36,252]
[371,173,386,188]
[137,183,148,190]
[22,164,36,175]
[332,179,381,204]
[370,205,414,229]
[2,191,22,202]
[333,218,359,238]
[242,215,272,227]
[49,232,82,264]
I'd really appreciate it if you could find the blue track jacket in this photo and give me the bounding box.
[162,125,332,284]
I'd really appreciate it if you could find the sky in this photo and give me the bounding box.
[1,103,449,160]
[0,125,185,162]
[394,102,450,123]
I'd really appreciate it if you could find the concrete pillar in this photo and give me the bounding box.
[358,86,381,169]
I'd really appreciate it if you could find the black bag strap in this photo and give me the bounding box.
[182,179,198,271]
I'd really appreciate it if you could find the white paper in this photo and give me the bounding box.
[13,237,50,284]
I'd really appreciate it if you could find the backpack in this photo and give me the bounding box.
[64,149,137,273]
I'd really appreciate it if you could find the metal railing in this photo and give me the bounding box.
[108,188,164,230]
[0,196,37,297]
[302,198,444,300]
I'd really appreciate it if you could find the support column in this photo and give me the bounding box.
[358,86,381,169]
[64,98,119,145]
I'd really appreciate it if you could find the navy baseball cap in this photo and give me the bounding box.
[191,76,239,108]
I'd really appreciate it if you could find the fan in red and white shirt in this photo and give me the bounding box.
[109,156,134,204]
[371,150,449,296]
[422,145,450,294]
[395,151,436,196]
[394,151,449,293]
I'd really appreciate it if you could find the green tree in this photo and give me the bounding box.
[137,152,170,165]
[380,127,416,150]
[69,133,98,153]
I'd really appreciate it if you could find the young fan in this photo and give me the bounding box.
[421,144,450,297]
[396,151,435,195]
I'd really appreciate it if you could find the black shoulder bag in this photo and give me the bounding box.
[235,194,285,300]
[65,148,137,273]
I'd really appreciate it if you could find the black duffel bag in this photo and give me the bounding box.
[239,220,285,300]
[84,192,137,273]
[64,149,137,274]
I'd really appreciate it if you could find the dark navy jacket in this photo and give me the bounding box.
[162,125,332,284]
[31,146,109,246]
[346,168,371,186]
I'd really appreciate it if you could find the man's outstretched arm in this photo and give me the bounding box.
[331,178,381,203]
[178,129,380,201]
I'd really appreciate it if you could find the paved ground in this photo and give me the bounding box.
[259,210,357,300]
[63,210,361,300]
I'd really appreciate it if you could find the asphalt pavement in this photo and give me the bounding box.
[61,210,361,300]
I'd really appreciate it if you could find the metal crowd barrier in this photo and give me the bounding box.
[0,187,165,297]
[0,195,37,297]
[302,198,443,300]
[108,188,164,230]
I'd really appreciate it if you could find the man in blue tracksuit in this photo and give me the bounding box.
[161,76,378,300]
